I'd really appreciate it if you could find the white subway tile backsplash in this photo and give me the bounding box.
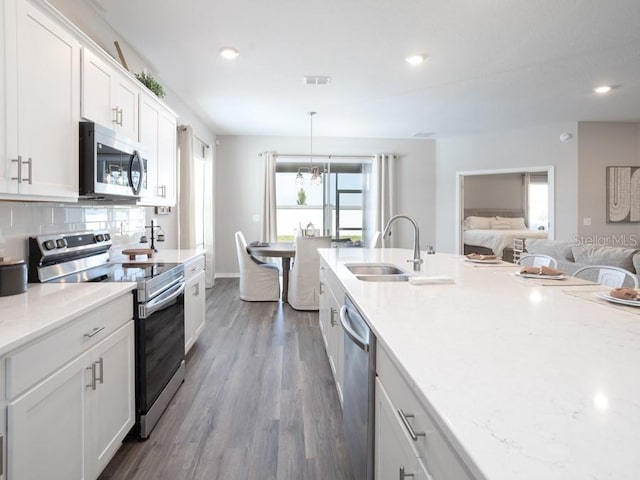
[0,203,152,261]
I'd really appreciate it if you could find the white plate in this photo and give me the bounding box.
[596,292,640,307]
[515,272,566,280]
[464,257,502,264]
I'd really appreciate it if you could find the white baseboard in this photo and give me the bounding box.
[215,273,240,279]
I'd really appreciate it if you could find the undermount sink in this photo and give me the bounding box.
[346,263,410,282]
[346,264,405,275]
[356,274,409,282]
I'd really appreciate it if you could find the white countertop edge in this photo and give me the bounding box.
[0,283,136,357]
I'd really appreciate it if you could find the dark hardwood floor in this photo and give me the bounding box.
[99,278,353,480]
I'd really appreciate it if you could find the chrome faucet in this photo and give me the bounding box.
[381,215,423,271]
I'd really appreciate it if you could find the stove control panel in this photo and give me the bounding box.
[31,231,113,257]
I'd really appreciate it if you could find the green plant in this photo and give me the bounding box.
[134,71,166,98]
[296,188,307,205]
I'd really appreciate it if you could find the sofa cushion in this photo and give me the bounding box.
[525,239,574,262]
[634,254,640,275]
[571,245,639,272]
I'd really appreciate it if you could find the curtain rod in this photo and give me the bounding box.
[258,153,375,159]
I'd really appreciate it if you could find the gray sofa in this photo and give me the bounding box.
[525,239,640,280]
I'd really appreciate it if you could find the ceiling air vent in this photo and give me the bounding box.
[303,76,332,86]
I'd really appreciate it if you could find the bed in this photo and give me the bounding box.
[463,209,548,260]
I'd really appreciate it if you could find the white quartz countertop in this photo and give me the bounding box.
[110,248,205,264]
[0,282,135,356]
[319,248,640,480]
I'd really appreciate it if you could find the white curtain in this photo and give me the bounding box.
[367,154,396,247]
[262,151,278,242]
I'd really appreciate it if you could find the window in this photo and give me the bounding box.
[275,160,365,242]
[527,173,549,230]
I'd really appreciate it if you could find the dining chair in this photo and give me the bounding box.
[572,265,639,288]
[369,231,381,248]
[516,254,558,268]
[234,231,280,301]
[288,236,331,310]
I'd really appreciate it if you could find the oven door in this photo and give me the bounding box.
[136,282,185,413]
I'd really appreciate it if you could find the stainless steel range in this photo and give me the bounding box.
[28,230,186,439]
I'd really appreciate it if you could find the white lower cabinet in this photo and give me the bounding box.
[5,295,135,480]
[184,255,206,353]
[0,358,6,480]
[375,378,421,480]
[319,260,345,405]
[376,346,475,480]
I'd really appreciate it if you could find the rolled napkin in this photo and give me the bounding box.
[520,266,564,276]
[609,288,640,301]
[466,253,499,260]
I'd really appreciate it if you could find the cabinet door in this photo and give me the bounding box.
[8,352,91,480]
[7,0,79,199]
[139,94,160,201]
[90,322,135,477]
[329,291,344,404]
[375,378,420,480]
[184,270,206,353]
[115,75,139,140]
[318,279,331,352]
[81,48,115,128]
[156,108,177,205]
[0,2,9,195]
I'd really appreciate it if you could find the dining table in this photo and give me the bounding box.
[246,242,295,303]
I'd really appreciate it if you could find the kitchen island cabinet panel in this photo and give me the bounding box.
[184,255,206,353]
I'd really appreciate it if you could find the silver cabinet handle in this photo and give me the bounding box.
[193,283,200,297]
[319,282,325,295]
[22,157,32,184]
[162,185,167,197]
[87,363,97,390]
[399,466,415,479]
[11,156,22,183]
[118,107,124,126]
[95,358,104,385]
[397,409,425,441]
[112,107,119,124]
[330,307,337,327]
[191,266,202,273]
[84,326,105,338]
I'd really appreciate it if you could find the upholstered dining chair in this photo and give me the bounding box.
[288,236,331,310]
[234,231,280,301]
[572,265,639,288]
[516,254,558,268]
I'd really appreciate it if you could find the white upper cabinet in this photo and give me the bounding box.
[2,0,80,200]
[81,47,139,141]
[138,92,177,206]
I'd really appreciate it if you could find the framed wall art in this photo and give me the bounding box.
[606,166,640,223]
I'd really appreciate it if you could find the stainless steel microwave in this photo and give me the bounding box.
[79,122,147,199]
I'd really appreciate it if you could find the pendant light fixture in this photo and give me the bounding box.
[295,112,322,186]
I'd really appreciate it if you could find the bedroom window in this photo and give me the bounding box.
[528,175,549,230]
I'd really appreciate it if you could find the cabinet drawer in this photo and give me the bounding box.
[377,347,474,480]
[184,255,205,282]
[6,293,133,399]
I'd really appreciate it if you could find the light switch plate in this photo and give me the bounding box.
[583,217,592,226]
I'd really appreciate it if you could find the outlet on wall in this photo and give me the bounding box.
[583,217,592,226]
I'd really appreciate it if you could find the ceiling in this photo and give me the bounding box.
[87,0,640,139]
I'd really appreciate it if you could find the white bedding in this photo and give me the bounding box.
[463,229,548,257]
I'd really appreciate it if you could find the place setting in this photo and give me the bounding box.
[463,253,520,267]
[564,287,640,315]
[511,265,597,286]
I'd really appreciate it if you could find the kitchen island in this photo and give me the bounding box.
[319,247,640,480]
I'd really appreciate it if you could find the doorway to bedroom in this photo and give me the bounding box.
[455,166,555,259]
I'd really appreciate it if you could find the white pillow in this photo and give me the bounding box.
[465,216,492,230]
[490,219,512,230]
[497,216,527,229]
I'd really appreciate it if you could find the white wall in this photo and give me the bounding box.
[436,123,579,253]
[577,122,640,246]
[464,173,524,210]
[215,136,436,276]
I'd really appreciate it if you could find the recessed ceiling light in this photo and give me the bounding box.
[593,85,612,94]
[405,54,426,66]
[219,47,239,60]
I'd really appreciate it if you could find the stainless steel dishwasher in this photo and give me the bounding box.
[340,295,376,480]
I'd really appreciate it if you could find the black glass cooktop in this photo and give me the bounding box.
[50,262,181,284]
